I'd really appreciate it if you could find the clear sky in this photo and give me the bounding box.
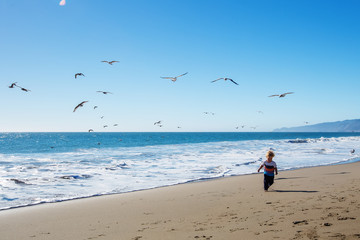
[1,0,359,132]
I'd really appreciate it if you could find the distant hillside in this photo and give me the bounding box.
[274,119,360,132]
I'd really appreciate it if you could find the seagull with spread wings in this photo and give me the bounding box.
[9,83,31,92]
[154,120,162,125]
[101,60,119,65]
[268,92,294,98]
[73,101,88,112]
[211,78,238,85]
[204,112,215,115]
[75,73,85,79]
[161,72,188,82]
[97,91,112,95]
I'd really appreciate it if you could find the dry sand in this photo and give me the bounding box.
[0,162,360,240]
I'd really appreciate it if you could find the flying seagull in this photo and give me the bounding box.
[9,83,31,92]
[8,82,17,88]
[88,129,94,132]
[101,60,119,65]
[204,112,215,115]
[161,72,188,82]
[75,73,85,79]
[268,92,294,98]
[73,101,88,112]
[211,78,238,85]
[96,91,112,95]
[154,121,162,125]
[94,106,98,109]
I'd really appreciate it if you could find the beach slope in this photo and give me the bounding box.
[1,162,360,239]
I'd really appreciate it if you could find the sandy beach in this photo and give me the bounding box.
[0,162,359,240]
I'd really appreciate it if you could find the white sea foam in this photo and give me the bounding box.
[0,136,359,210]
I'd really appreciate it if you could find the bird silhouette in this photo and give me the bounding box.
[94,106,98,109]
[101,60,119,65]
[9,83,31,92]
[154,121,162,125]
[75,73,85,79]
[268,92,294,98]
[96,91,112,95]
[211,78,238,85]
[204,112,215,115]
[73,101,88,112]
[161,72,188,82]
[88,129,94,132]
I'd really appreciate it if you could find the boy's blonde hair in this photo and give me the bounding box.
[266,150,275,158]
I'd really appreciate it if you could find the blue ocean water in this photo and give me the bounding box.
[0,132,360,210]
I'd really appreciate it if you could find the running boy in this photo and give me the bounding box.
[258,150,278,191]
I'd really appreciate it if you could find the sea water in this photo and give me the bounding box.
[0,132,359,210]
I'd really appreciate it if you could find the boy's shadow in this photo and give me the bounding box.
[275,177,306,180]
[273,189,318,193]
[272,177,318,192]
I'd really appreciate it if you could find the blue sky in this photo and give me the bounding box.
[1,0,359,132]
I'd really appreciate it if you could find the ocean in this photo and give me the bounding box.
[1,132,360,210]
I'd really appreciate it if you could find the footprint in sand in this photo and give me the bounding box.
[194,235,213,239]
[337,216,356,220]
[328,233,346,239]
[293,220,308,225]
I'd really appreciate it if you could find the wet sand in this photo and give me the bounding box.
[0,162,359,240]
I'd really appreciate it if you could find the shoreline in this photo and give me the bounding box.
[1,159,359,212]
[1,161,360,239]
